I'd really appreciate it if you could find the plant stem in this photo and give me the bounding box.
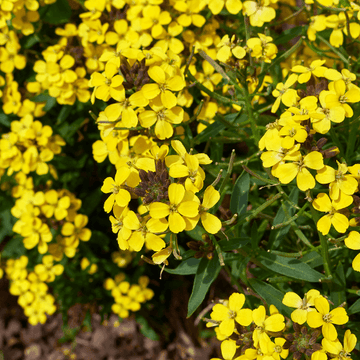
[310,205,332,278]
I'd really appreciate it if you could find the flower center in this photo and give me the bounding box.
[322,313,332,323]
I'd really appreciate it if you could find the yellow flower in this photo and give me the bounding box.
[344,231,360,272]
[101,167,133,212]
[307,296,348,341]
[282,289,321,324]
[322,329,357,360]
[41,190,70,220]
[152,245,172,265]
[278,122,308,149]
[123,211,167,251]
[169,153,205,193]
[268,338,289,360]
[271,74,299,113]
[325,80,360,118]
[316,162,358,201]
[141,66,185,109]
[81,258,98,274]
[216,35,246,62]
[276,151,324,191]
[252,305,285,346]
[209,293,253,337]
[138,97,184,140]
[208,0,242,15]
[34,255,64,282]
[216,339,241,360]
[326,13,360,48]
[21,217,53,254]
[149,183,199,233]
[61,214,92,243]
[195,60,223,97]
[312,193,352,236]
[89,62,124,103]
[243,0,276,27]
[247,34,278,63]
[173,0,207,28]
[310,90,345,134]
[140,5,171,38]
[199,185,222,234]
[11,8,39,36]
[307,15,327,41]
[165,140,212,168]
[291,60,327,84]
[104,90,148,128]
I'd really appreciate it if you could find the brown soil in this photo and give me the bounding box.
[0,278,220,360]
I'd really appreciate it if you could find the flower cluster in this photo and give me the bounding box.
[0,115,65,176]
[5,255,61,325]
[99,139,223,265]
[260,62,360,272]
[207,290,355,360]
[12,186,90,256]
[104,273,154,319]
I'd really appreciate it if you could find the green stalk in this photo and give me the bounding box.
[210,235,225,266]
[219,150,236,195]
[186,72,244,107]
[245,192,283,222]
[317,34,349,65]
[242,87,260,144]
[310,205,332,278]
[271,202,309,229]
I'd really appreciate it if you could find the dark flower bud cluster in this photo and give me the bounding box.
[284,323,321,360]
[133,160,170,205]
[120,58,150,90]
[187,234,215,259]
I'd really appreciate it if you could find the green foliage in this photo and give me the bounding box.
[187,255,221,318]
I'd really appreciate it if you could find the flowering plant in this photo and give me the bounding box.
[0,0,360,357]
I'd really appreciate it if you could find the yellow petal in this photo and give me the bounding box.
[200,212,222,234]
[169,212,185,233]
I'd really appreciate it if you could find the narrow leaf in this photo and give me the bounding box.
[248,278,291,317]
[230,172,250,216]
[165,257,201,275]
[257,250,324,282]
[187,255,221,317]
[218,237,251,251]
[348,298,360,315]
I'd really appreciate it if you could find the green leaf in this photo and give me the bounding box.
[136,315,159,341]
[22,33,40,49]
[186,225,205,241]
[0,113,11,127]
[211,142,223,163]
[248,278,291,317]
[0,197,15,242]
[165,257,201,275]
[269,187,299,248]
[300,251,323,268]
[193,121,226,145]
[218,237,250,251]
[2,235,26,259]
[230,172,250,216]
[41,0,72,24]
[31,93,57,112]
[257,250,324,282]
[331,262,346,307]
[348,298,360,315]
[187,255,221,317]
[57,105,73,124]
[58,116,85,145]
[273,26,304,45]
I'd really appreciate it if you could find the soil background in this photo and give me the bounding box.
[0,277,221,360]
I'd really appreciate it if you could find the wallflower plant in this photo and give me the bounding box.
[0,0,360,356]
